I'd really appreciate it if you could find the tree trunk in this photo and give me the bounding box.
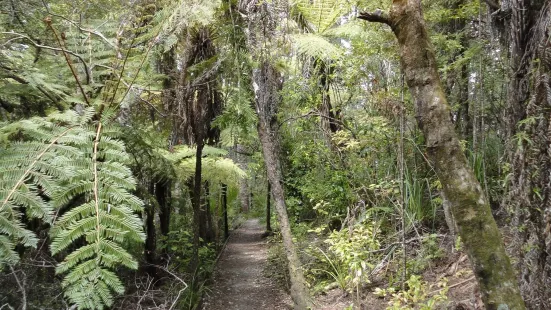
[144,183,157,278]
[204,181,214,243]
[494,2,551,307]
[193,143,207,243]
[222,183,229,240]
[359,2,525,309]
[156,181,171,237]
[240,0,312,307]
[255,61,312,310]
[239,176,250,212]
[266,181,272,232]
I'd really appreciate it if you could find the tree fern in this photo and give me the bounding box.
[50,114,145,310]
[0,108,94,270]
[291,33,343,60]
[0,105,146,309]
[294,0,344,34]
[165,145,246,185]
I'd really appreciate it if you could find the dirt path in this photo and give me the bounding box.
[201,219,292,310]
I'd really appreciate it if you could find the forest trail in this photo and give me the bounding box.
[201,219,292,310]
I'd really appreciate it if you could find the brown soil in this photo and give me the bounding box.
[201,219,293,310]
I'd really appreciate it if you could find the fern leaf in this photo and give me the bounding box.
[50,119,145,309]
[291,33,343,60]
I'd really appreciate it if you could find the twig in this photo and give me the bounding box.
[366,234,447,255]
[39,1,116,49]
[1,32,90,84]
[43,18,90,104]
[149,264,189,310]
[136,275,154,308]
[8,265,26,310]
[429,276,475,295]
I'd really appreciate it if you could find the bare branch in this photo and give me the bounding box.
[1,32,91,87]
[39,1,116,49]
[8,265,26,310]
[44,17,90,104]
[358,9,392,26]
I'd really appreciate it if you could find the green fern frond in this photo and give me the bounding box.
[151,0,222,49]
[322,22,366,39]
[291,33,343,60]
[0,110,91,269]
[0,107,145,308]
[50,118,145,310]
[294,0,344,34]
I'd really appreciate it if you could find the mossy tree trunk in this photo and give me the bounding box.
[359,1,525,309]
[266,181,272,233]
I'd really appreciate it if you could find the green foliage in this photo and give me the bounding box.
[407,234,445,274]
[0,107,145,309]
[0,109,95,269]
[325,222,380,285]
[152,0,222,50]
[374,275,448,310]
[306,221,381,292]
[166,145,246,185]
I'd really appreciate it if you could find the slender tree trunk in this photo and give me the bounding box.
[156,180,171,262]
[359,2,525,309]
[193,143,207,243]
[266,181,272,232]
[240,0,312,307]
[156,181,171,237]
[204,181,214,243]
[222,183,229,240]
[255,61,312,309]
[144,182,157,278]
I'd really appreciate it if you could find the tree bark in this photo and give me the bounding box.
[266,181,272,232]
[240,0,312,307]
[359,1,525,309]
[156,181,171,238]
[222,183,229,240]
[193,143,207,243]
[498,3,551,307]
[204,181,214,243]
[255,61,312,310]
[144,182,157,278]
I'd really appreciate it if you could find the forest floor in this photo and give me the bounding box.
[201,219,479,310]
[201,218,293,310]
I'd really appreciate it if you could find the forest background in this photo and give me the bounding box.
[0,0,550,309]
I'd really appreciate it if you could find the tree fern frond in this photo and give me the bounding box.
[0,235,19,267]
[0,112,83,268]
[153,0,222,48]
[322,22,367,39]
[50,118,145,309]
[291,33,343,60]
[294,0,344,34]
